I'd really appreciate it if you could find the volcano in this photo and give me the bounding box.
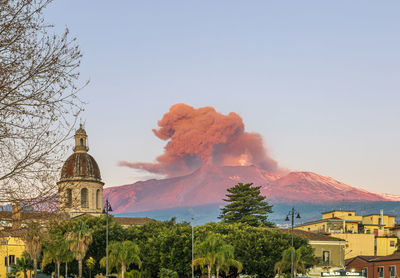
[103,165,400,214]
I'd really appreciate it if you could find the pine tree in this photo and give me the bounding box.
[218,183,273,227]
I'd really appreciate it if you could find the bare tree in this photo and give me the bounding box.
[0,0,85,210]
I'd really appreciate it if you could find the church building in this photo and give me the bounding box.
[57,124,104,218]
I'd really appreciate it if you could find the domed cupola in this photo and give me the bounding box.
[57,124,104,218]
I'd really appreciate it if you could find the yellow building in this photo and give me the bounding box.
[0,232,33,278]
[296,210,398,259]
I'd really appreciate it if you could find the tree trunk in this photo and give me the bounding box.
[34,258,38,278]
[24,270,28,278]
[208,265,211,278]
[65,262,68,278]
[216,265,220,278]
[121,263,126,278]
[57,260,61,278]
[78,259,82,278]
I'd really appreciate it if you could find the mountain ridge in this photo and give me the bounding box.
[104,164,400,214]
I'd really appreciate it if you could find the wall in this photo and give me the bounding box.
[333,233,375,259]
[0,236,32,278]
[376,237,398,256]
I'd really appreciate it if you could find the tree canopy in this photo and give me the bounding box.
[0,0,84,208]
[218,183,273,227]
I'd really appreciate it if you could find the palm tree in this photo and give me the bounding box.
[9,252,34,278]
[23,222,43,278]
[100,240,142,278]
[215,244,242,278]
[65,220,93,278]
[86,257,96,278]
[193,234,241,278]
[274,246,317,277]
[42,234,70,278]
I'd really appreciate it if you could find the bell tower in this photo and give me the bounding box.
[57,125,104,218]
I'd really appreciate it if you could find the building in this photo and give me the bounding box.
[57,124,104,218]
[280,229,346,277]
[296,210,398,259]
[0,231,33,278]
[345,253,400,278]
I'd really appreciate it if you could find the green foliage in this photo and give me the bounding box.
[9,252,34,278]
[218,183,274,227]
[195,222,310,278]
[100,240,141,278]
[193,233,241,278]
[274,246,317,277]
[159,268,178,278]
[124,218,192,278]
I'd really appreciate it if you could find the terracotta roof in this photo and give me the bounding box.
[346,253,400,265]
[0,211,58,221]
[114,217,155,226]
[279,229,345,241]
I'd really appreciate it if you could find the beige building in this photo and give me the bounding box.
[57,125,104,218]
[296,210,398,259]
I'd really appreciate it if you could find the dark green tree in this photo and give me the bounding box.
[9,251,34,278]
[218,183,273,227]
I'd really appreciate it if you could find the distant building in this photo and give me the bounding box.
[346,253,400,278]
[296,210,398,259]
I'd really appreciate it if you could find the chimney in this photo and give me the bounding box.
[11,202,21,230]
[380,209,384,226]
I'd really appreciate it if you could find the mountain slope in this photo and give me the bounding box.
[104,165,400,213]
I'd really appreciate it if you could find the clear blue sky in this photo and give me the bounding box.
[46,1,400,194]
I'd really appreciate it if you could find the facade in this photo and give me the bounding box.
[0,231,33,278]
[296,210,398,259]
[57,125,104,218]
[346,253,400,278]
[281,229,346,277]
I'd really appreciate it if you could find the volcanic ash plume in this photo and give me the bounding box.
[119,103,279,176]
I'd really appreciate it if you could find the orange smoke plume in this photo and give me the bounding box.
[119,103,279,176]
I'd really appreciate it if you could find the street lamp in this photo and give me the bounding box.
[285,207,301,278]
[191,217,194,278]
[103,199,112,277]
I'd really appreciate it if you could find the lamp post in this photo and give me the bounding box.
[103,199,112,277]
[191,217,194,278]
[285,207,301,278]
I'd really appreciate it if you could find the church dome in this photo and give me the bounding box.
[59,124,102,182]
[60,152,101,181]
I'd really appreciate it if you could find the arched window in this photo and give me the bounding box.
[66,189,72,208]
[80,138,84,146]
[96,189,101,209]
[81,188,88,208]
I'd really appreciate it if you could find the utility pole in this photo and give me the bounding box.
[191,217,194,278]
[103,199,112,277]
[285,207,301,278]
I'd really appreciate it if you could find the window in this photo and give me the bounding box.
[362,267,368,278]
[378,267,384,278]
[4,255,15,266]
[96,189,101,209]
[80,138,83,146]
[66,189,72,208]
[366,230,371,234]
[390,241,395,247]
[348,213,352,216]
[322,251,330,263]
[389,266,396,278]
[81,188,88,208]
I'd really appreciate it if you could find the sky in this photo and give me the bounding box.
[45,1,400,194]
